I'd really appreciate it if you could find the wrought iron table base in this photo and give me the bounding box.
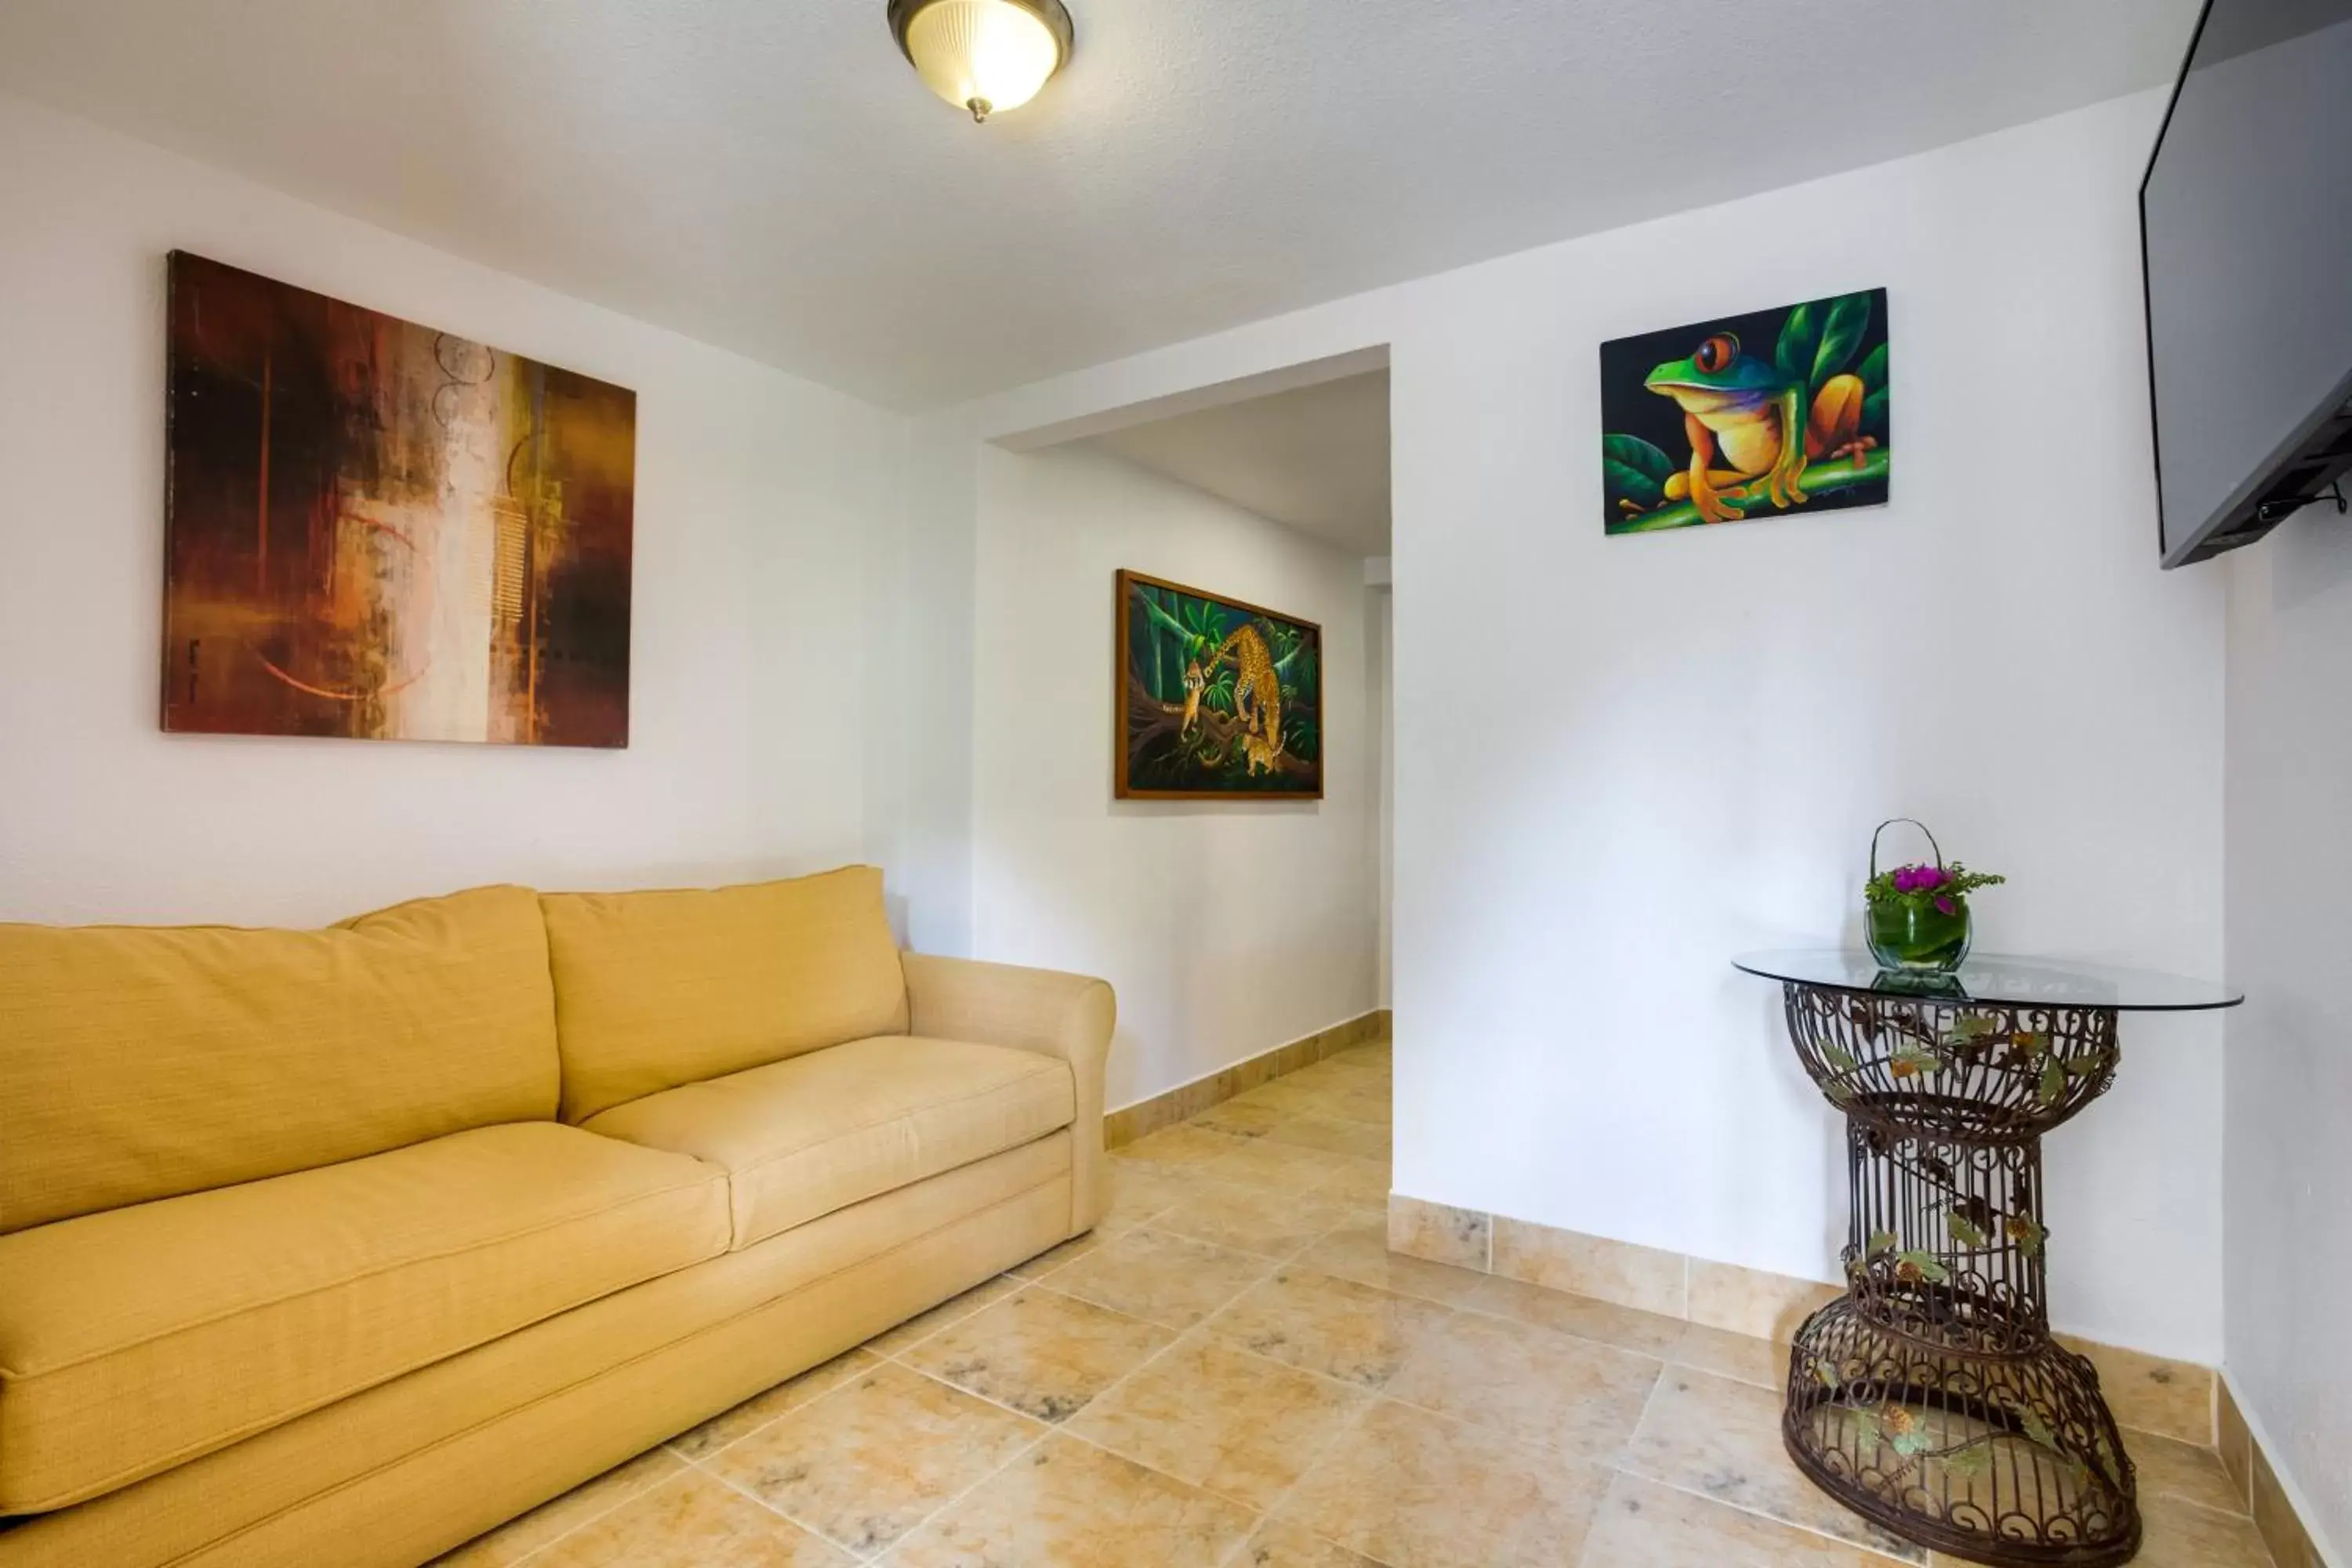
[1776,982,2140,1566]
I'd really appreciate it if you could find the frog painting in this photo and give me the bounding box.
[1600,289,1889,535]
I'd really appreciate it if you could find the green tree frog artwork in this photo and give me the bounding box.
[1600,289,1889,535]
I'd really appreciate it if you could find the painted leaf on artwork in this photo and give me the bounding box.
[1811,292,1875,389]
[1777,301,1821,383]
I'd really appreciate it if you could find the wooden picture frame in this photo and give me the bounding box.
[1115,568,1323,800]
[162,252,636,746]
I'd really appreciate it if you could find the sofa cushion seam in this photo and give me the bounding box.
[139,1168,1074,1565]
[0,1167,728,1380]
[0,1182,732,1512]
[714,1067,1071,1191]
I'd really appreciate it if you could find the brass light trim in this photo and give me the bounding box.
[887,0,1075,122]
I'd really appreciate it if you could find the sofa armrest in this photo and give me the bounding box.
[901,953,1114,1236]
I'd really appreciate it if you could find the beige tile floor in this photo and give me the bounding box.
[437,1038,2273,1568]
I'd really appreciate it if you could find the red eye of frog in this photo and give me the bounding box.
[1694,333,1741,374]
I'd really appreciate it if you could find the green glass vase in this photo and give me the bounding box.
[1867,898,1972,973]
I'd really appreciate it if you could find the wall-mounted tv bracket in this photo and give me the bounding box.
[2256,479,2347,525]
[2174,387,2352,565]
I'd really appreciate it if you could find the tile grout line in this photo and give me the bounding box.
[474,1066,1396,1567]
[501,1238,1221,1555]
[674,1342,1047,1560]
[2149,1489,2284,1528]
[499,1356,891,1565]
[1207,1392,1395,1568]
[895,1186,1421,1562]
[857,1418,1059,1564]
[876,1268,1286,1558]
[689,1454,891,1562]
[495,1458,692,1568]
[1601,1360,1922,1566]
[843,1280,1154,1559]
[1193,1256,1880,1568]
[662,1346,886,1465]
[637,1290,1062,1561]
[1036,1236,1287,1335]
[1107,1025,1387,1147]
[1608,1464,1925,1566]
[1170,1190,1647,1563]
[663,1104,1425,1563]
[495,1065,2258,1568]
[1417,1234,2271,1545]
[1607,1353,2256,1561]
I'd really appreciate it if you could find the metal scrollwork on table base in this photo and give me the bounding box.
[1778,982,2141,1566]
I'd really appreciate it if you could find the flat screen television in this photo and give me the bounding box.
[2140,0,2352,567]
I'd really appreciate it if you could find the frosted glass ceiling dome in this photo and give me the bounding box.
[887,0,1074,123]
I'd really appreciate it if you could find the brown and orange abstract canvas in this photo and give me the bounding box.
[163,252,635,746]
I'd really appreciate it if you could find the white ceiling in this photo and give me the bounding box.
[1087,370,1391,557]
[0,2,2202,410]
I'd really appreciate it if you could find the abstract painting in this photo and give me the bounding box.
[1116,569,1322,799]
[162,252,636,746]
[1601,288,1889,535]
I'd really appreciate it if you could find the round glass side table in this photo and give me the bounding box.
[1732,949,2241,1567]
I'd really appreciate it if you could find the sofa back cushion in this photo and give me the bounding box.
[0,885,560,1234]
[542,866,909,1123]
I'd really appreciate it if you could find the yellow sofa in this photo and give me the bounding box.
[0,867,1112,1568]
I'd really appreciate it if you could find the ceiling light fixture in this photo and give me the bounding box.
[887,0,1073,124]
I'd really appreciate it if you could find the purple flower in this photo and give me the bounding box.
[1890,867,1916,893]
[1935,895,1957,916]
[1912,865,1947,891]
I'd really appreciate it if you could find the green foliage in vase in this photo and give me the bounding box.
[1865,859,2006,920]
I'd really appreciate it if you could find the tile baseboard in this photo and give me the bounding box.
[1103,1008,1389,1150]
[2220,1375,2334,1568]
[1388,1195,2223,1448]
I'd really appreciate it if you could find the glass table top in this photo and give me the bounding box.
[1731,949,2243,1012]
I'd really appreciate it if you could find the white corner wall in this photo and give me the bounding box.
[942,91,2228,1362]
[0,90,905,926]
[2,74,2244,1375]
[2223,517,2352,1560]
[1369,580,1395,1008]
[1387,93,2227,1362]
[970,443,1380,1109]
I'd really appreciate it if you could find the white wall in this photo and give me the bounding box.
[1387,93,2227,1362]
[938,93,2229,1361]
[970,443,1379,1109]
[14,67,2240,1370]
[0,91,902,927]
[2223,514,2352,1562]
[1368,580,1394,1008]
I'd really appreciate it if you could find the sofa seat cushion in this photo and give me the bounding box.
[0,1122,728,1515]
[584,1035,1075,1250]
